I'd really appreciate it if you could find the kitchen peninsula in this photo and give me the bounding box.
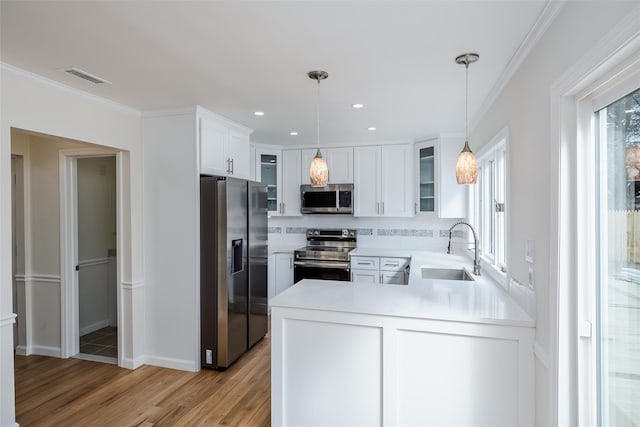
[270,252,535,427]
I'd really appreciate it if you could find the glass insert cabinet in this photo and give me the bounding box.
[418,145,435,213]
[260,154,278,212]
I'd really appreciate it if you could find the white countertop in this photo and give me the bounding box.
[349,247,415,258]
[271,251,534,328]
[268,245,299,255]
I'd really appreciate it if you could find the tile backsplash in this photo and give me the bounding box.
[267,215,469,252]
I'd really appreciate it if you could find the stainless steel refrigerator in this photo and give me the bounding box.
[200,176,268,369]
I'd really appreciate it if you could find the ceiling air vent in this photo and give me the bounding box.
[63,67,112,85]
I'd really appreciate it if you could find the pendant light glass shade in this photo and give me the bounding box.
[455,53,479,185]
[455,141,478,184]
[310,148,329,187]
[308,70,329,187]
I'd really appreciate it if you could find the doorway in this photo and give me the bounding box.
[75,156,118,363]
[59,148,122,365]
[11,156,19,350]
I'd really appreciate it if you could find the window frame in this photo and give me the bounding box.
[471,126,509,289]
[577,66,640,427]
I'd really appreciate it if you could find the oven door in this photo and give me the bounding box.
[294,260,351,282]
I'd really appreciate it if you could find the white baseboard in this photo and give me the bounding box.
[31,345,62,358]
[79,319,111,336]
[121,355,146,370]
[15,345,28,356]
[145,355,198,372]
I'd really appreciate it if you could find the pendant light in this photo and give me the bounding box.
[455,53,479,185]
[308,70,329,187]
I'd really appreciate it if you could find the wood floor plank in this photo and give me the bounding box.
[14,333,271,426]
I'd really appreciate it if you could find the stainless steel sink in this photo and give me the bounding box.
[421,267,475,281]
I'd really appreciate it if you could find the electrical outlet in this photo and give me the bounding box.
[206,349,213,365]
[526,240,535,264]
[528,267,535,288]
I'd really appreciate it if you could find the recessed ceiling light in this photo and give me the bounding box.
[368,127,376,131]
[352,103,364,109]
[254,111,265,116]
[290,131,299,136]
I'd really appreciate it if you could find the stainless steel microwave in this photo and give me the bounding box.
[300,184,353,214]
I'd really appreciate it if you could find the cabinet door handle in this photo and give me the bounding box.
[376,202,380,215]
[382,202,385,215]
[231,158,234,174]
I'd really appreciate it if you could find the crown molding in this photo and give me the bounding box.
[470,0,566,133]
[1,62,141,116]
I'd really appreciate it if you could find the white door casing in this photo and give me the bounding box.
[59,148,125,365]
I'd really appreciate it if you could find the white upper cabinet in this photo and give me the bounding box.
[353,146,380,216]
[199,116,229,176]
[228,130,251,179]
[381,144,413,217]
[327,147,353,183]
[354,144,413,217]
[255,147,282,215]
[281,150,302,216]
[415,136,467,218]
[301,147,354,185]
[199,109,251,179]
[254,147,301,216]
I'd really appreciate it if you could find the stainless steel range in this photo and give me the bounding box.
[294,229,356,282]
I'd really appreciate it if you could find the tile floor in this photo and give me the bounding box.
[79,326,117,358]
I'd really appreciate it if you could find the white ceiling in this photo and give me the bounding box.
[0,1,550,147]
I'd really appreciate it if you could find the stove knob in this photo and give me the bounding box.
[350,231,355,237]
[314,230,320,235]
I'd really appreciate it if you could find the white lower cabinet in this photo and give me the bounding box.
[350,256,409,285]
[271,306,534,427]
[351,269,379,284]
[269,253,295,304]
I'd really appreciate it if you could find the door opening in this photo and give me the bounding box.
[75,156,118,364]
[11,156,19,350]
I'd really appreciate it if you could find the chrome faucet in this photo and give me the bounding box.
[447,221,481,276]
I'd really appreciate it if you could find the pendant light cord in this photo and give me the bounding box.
[316,78,320,150]
[465,61,469,142]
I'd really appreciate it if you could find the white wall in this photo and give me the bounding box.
[77,157,117,335]
[142,112,200,371]
[468,2,638,425]
[13,134,96,354]
[0,64,143,426]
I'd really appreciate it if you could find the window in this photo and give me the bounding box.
[594,85,640,426]
[472,129,508,281]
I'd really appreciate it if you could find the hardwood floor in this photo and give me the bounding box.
[14,334,270,426]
